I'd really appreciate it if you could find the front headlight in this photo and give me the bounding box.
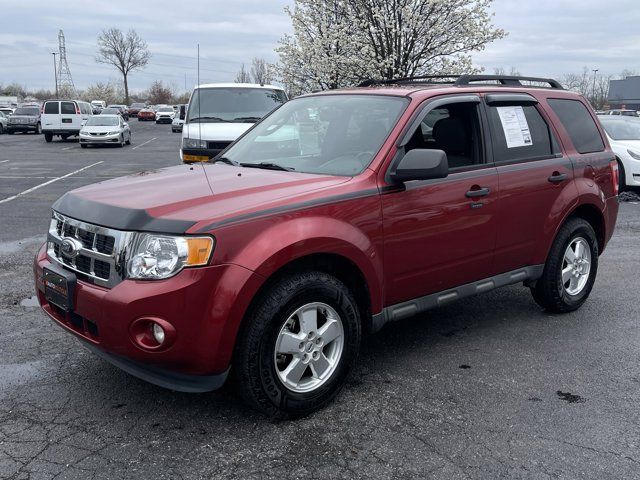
[107,130,120,135]
[627,149,640,160]
[182,138,207,149]
[127,234,214,280]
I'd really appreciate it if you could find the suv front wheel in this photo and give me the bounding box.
[234,271,361,418]
[531,217,598,312]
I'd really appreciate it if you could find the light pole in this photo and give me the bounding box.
[592,68,599,108]
[52,52,58,97]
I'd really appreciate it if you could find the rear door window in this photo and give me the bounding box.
[61,102,76,114]
[44,102,59,114]
[486,105,558,163]
[548,99,604,154]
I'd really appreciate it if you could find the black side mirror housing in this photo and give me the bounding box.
[179,105,186,120]
[389,149,449,183]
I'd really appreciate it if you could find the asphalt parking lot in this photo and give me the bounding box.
[1,122,640,479]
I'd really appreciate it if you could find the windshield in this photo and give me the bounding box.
[101,108,119,115]
[86,116,119,126]
[14,107,39,116]
[600,117,640,140]
[223,94,408,176]
[186,87,287,123]
[131,103,145,108]
[158,107,173,112]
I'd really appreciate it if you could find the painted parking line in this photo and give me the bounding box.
[62,146,75,151]
[0,161,104,205]
[131,137,157,150]
[0,160,9,164]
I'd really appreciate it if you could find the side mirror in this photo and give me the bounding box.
[389,149,449,183]
[179,105,186,120]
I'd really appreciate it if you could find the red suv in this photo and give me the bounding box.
[35,75,619,417]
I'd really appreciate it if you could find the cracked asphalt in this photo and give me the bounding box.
[1,125,640,479]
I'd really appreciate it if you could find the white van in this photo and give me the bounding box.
[180,83,287,163]
[41,99,93,142]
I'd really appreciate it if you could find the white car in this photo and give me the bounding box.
[180,83,287,162]
[0,111,7,134]
[171,116,184,132]
[79,114,131,148]
[598,115,640,190]
[156,106,175,124]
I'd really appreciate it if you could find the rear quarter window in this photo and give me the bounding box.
[548,99,604,154]
[44,102,59,114]
[61,102,76,114]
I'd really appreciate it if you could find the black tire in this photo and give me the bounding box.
[7,130,14,135]
[36,123,42,134]
[234,271,361,418]
[118,135,124,147]
[0,125,3,134]
[44,132,53,142]
[125,134,131,145]
[80,144,87,149]
[617,159,626,192]
[531,217,598,313]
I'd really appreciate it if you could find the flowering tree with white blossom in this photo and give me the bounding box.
[276,0,506,95]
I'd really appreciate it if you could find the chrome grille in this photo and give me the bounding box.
[47,212,133,288]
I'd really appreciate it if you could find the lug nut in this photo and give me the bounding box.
[299,342,305,350]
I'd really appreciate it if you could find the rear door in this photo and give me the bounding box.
[60,101,82,131]
[42,101,61,130]
[484,93,578,274]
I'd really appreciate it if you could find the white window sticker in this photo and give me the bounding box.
[496,106,532,148]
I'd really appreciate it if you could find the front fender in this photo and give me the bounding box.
[215,214,384,314]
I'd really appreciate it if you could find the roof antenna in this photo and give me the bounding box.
[197,43,202,151]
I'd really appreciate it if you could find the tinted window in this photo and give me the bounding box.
[61,102,76,114]
[86,116,120,126]
[548,99,604,154]
[14,107,39,115]
[405,103,484,170]
[44,102,59,114]
[487,105,557,163]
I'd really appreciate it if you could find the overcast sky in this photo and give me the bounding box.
[1,0,639,93]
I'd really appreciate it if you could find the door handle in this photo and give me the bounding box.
[548,172,568,183]
[465,187,490,198]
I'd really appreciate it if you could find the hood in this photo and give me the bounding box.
[183,122,253,142]
[611,139,640,152]
[53,164,351,233]
[80,125,121,133]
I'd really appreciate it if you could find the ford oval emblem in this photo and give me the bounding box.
[60,237,83,258]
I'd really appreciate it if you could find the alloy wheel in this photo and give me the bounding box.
[561,237,591,296]
[274,302,344,393]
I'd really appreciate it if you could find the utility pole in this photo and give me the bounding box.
[592,68,599,108]
[52,52,58,97]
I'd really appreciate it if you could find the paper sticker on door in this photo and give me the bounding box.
[496,106,532,148]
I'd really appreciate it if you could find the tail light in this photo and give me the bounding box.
[75,104,81,115]
[40,105,44,114]
[610,160,619,196]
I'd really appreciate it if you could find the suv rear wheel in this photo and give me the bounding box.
[44,132,52,142]
[531,217,598,312]
[234,271,361,418]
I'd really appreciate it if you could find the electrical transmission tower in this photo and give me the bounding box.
[56,30,76,97]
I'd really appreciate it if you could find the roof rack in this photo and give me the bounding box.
[358,74,564,90]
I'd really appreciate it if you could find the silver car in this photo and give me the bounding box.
[0,111,7,134]
[79,114,131,148]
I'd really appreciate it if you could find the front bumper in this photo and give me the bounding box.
[7,123,38,132]
[156,116,174,124]
[79,133,121,144]
[35,244,262,388]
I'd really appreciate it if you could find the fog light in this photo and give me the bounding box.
[152,323,165,344]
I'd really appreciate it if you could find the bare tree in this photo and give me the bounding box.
[96,28,150,105]
[493,66,521,76]
[235,64,252,83]
[559,67,612,110]
[251,57,273,85]
[146,80,174,105]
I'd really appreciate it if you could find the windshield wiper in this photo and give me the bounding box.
[240,162,295,171]
[233,116,261,123]
[212,156,239,166]
[189,116,230,122]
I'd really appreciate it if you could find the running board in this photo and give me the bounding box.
[371,265,544,332]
